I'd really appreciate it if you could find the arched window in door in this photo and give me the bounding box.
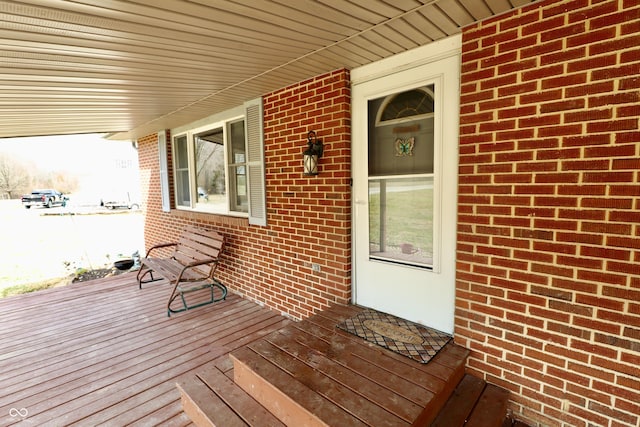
[376,87,435,124]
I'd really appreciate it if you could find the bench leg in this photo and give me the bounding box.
[167,281,228,317]
[179,292,189,312]
[212,282,228,302]
[136,267,160,289]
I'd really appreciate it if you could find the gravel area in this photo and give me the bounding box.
[72,267,127,283]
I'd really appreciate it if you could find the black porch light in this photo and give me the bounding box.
[303,130,324,176]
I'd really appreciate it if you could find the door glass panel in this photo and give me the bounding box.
[368,85,435,268]
[368,177,434,267]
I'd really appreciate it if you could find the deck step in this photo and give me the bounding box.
[180,367,513,427]
[430,374,510,427]
[177,364,285,427]
[466,381,510,427]
[228,305,470,426]
[179,305,494,427]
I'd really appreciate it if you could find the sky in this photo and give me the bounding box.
[0,133,140,202]
[0,133,134,172]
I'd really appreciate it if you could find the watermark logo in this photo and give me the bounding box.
[9,408,28,419]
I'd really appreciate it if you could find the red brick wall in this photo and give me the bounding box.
[138,69,351,320]
[457,1,640,426]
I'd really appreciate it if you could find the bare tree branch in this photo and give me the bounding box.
[0,154,31,198]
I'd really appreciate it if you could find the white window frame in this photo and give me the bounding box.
[172,115,244,216]
[168,99,266,224]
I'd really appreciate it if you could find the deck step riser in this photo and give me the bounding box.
[178,361,286,427]
[177,381,222,427]
[232,351,330,427]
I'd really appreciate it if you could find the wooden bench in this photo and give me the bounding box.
[136,226,227,316]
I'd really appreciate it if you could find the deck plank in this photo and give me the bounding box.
[0,298,258,399]
[296,311,452,392]
[0,272,286,426]
[132,399,195,427]
[311,306,463,377]
[1,303,261,409]
[12,333,224,424]
[104,388,186,426]
[288,320,441,405]
[265,328,422,422]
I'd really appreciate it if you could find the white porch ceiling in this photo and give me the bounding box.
[0,0,537,140]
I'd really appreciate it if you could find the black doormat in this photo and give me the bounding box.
[337,309,452,364]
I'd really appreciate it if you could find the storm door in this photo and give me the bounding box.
[352,47,460,334]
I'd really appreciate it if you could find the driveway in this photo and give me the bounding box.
[0,199,144,289]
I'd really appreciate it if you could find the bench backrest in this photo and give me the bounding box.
[173,226,225,279]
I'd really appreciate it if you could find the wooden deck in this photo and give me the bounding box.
[0,272,290,426]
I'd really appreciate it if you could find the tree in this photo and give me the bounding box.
[0,154,31,198]
[195,137,225,194]
[34,170,78,194]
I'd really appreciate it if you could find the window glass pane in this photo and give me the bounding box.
[230,120,246,163]
[379,89,434,121]
[228,120,248,212]
[368,177,434,267]
[195,128,226,212]
[229,165,247,212]
[174,135,190,207]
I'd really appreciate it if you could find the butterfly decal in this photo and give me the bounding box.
[394,137,415,156]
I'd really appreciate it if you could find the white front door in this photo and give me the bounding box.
[352,37,460,334]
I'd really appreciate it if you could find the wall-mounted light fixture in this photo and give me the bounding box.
[303,130,324,176]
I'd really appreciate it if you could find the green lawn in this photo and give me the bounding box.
[369,183,434,257]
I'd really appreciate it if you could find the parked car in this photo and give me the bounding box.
[21,189,68,209]
[101,192,140,210]
[102,200,140,210]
